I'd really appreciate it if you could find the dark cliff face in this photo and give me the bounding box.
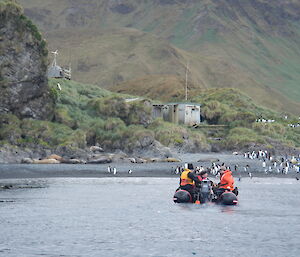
[0,1,54,120]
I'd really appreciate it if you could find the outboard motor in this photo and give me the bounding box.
[219,191,238,205]
[198,179,213,203]
[173,190,193,203]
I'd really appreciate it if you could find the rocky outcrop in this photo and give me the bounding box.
[0,142,181,164]
[0,1,54,119]
[32,158,60,164]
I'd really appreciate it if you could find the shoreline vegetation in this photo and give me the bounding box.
[1,79,300,166]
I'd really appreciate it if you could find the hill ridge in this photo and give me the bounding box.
[18,0,300,114]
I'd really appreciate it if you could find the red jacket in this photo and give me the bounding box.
[219,170,234,191]
[197,175,203,181]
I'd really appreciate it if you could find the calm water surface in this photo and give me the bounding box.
[0,177,299,257]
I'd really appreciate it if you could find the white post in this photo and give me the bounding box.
[51,50,58,67]
[185,61,189,101]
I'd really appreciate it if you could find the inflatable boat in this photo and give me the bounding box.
[217,191,238,205]
[173,180,238,205]
[173,189,238,205]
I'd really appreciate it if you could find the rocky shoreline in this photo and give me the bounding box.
[0,142,180,164]
[0,151,299,181]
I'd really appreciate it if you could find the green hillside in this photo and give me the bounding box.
[1,79,299,153]
[18,0,300,115]
[0,79,211,153]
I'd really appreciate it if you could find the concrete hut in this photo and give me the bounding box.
[152,102,201,126]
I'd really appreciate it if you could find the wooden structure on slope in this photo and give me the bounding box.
[47,50,71,80]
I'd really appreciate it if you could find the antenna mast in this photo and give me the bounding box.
[185,60,189,101]
[51,50,58,67]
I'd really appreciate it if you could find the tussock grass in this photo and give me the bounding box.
[1,79,299,152]
[195,88,300,150]
[225,127,265,150]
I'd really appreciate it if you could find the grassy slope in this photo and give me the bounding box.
[18,0,300,115]
[49,79,211,152]
[110,74,300,115]
[44,28,195,88]
[50,80,300,151]
[45,26,300,114]
[1,79,299,152]
[192,87,300,150]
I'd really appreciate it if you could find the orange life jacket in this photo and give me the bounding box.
[219,170,234,191]
[180,169,195,186]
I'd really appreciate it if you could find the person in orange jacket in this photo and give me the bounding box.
[215,166,236,197]
[219,166,234,190]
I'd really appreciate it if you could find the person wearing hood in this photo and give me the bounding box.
[219,166,234,190]
[215,166,236,197]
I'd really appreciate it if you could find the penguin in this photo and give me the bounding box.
[113,167,117,175]
[128,169,132,174]
[107,166,111,173]
[238,175,242,182]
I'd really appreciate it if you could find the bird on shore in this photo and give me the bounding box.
[57,82,61,91]
[248,172,252,179]
[113,167,117,175]
[128,169,132,174]
[107,166,111,173]
[296,176,299,181]
[234,164,239,172]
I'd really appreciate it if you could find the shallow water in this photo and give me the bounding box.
[0,177,300,257]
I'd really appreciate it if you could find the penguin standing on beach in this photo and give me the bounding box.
[171,167,174,174]
[107,166,111,173]
[113,167,117,175]
[234,164,239,172]
[128,169,132,174]
[238,174,242,181]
